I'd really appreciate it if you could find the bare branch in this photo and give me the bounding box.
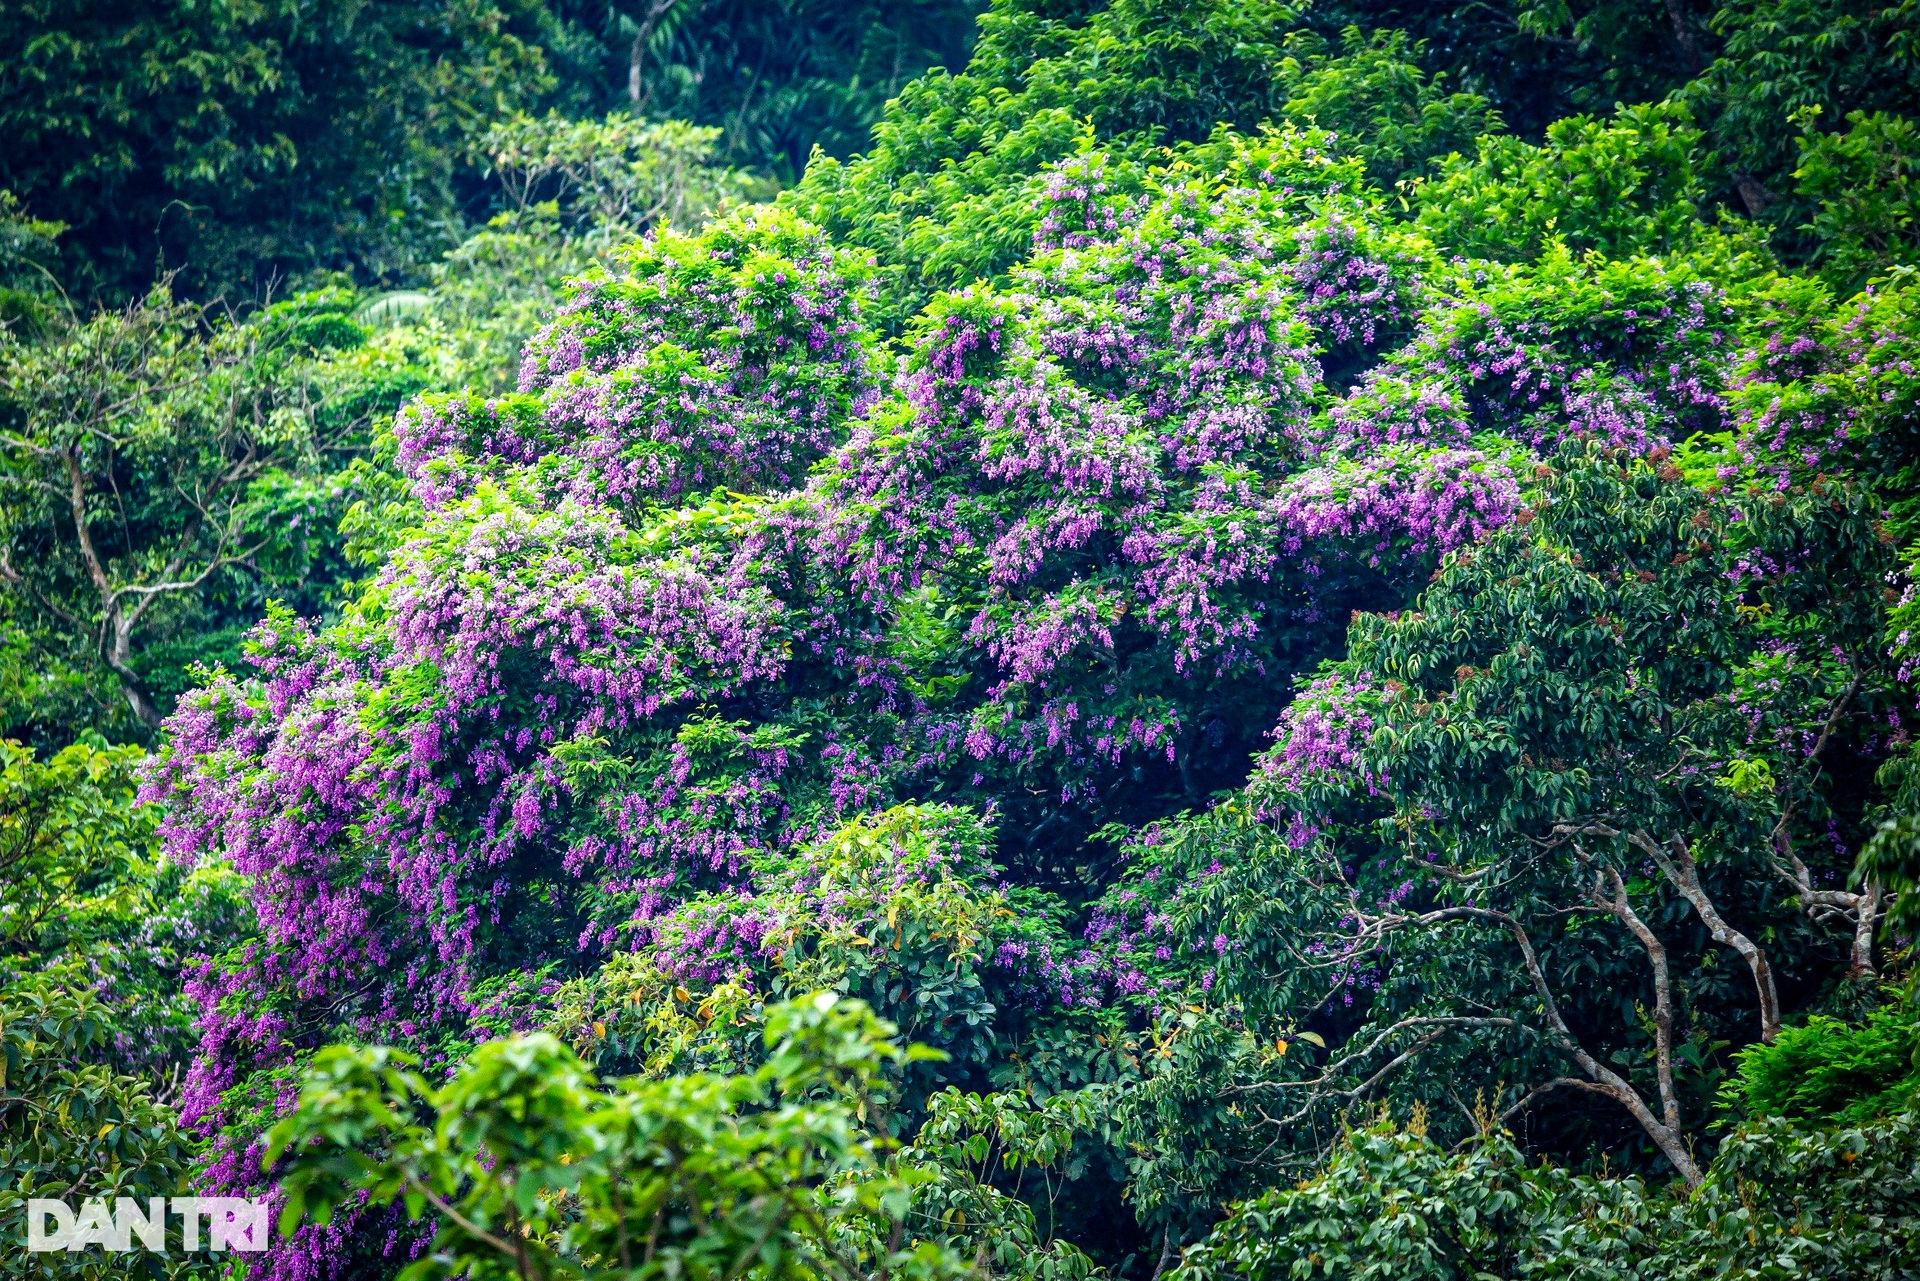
[1224,1015,1521,1100]
[1497,1077,1616,1130]
[1343,1030,1447,1113]
[1629,830,1781,1044]
[1597,863,1679,1133]
[1851,880,1882,978]
[63,447,112,597]
[1499,905,1700,1183]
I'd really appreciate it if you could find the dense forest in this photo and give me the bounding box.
[4,0,1920,1277]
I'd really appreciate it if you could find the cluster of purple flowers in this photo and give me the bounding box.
[397,206,876,510]
[146,131,1801,1279]
[1258,672,1381,794]
[1283,215,1407,348]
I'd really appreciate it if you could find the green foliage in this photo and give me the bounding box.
[0,738,151,959]
[0,190,65,339]
[1511,0,1718,108]
[1859,812,1920,932]
[1175,1105,1920,1281]
[0,0,571,301]
[1173,1121,1573,1281]
[1093,445,1902,1213]
[1702,0,1920,204]
[0,0,988,302]
[581,0,986,181]
[272,989,1102,1279]
[402,111,751,391]
[1276,27,1499,189]
[1416,102,1715,262]
[1302,1,1695,143]
[747,808,1013,1071]
[1794,108,1920,289]
[896,1087,1100,1280]
[522,805,1080,1110]
[0,736,252,1075]
[0,970,203,1281]
[267,993,964,1281]
[1728,998,1920,1123]
[418,212,598,394]
[0,286,434,740]
[785,0,1306,329]
[1658,1106,1920,1279]
[484,112,750,233]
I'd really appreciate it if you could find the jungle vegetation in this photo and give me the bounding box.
[5,1,1920,1279]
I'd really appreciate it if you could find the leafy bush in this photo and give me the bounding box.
[1276,27,1499,189]
[1794,108,1920,289]
[785,0,1306,329]
[0,738,252,1072]
[264,993,1094,1281]
[1728,999,1920,1123]
[0,0,565,300]
[0,971,202,1281]
[0,287,441,740]
[1416,101,1714,261]
[1175,1105,1920,1281]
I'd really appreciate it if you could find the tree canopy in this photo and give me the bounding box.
[5,0,1920,1279]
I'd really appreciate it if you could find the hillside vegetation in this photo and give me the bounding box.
[5,2,1920,1279]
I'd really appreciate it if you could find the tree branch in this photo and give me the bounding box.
[1630,830,1780,1044]
[1597,863,1679,1133]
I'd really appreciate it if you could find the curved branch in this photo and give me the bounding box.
[1631,831,1780,1043]
[1598,864,1678,1133]
[1557,822,1783,1044]
[1496,907,1701,1185]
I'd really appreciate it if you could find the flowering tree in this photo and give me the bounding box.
[1082,445,1897,1209]
[141,4,1920,1273]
